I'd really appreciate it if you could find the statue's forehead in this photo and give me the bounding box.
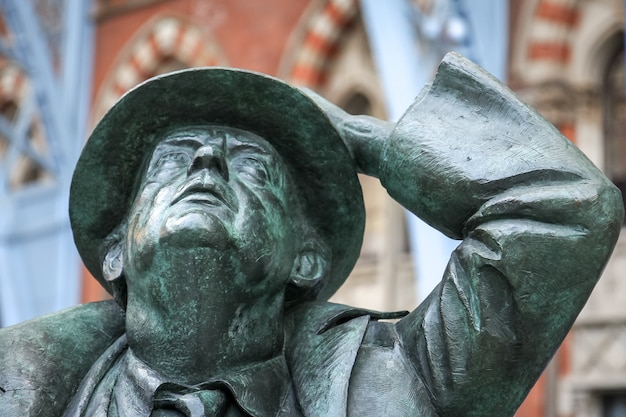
[155,126,278,157]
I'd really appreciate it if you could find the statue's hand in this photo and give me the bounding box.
[301,88,394,178]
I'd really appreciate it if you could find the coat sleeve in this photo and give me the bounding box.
[385,53,624,417]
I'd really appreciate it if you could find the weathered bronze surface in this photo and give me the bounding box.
[0,52,623,417]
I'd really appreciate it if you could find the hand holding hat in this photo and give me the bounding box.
[301,88,394,179]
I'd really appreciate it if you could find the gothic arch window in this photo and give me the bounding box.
[340,90,373,116]
[602,34,626,218]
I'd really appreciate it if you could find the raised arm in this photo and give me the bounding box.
[307,52,624,416]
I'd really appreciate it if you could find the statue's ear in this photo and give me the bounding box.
[289,242,329,289]
[103,240,124,282]
[102,240,128,308]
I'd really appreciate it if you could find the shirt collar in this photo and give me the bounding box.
[119,348,293,417]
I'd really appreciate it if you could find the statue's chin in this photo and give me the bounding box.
[161,211,231,250]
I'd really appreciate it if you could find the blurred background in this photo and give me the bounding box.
[0,0,624,416]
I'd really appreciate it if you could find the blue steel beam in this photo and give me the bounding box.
[61,0,94,165]
[2,92,58,180]
[0,38,22,66]
[0,0,66,174]
[0,0,93,325]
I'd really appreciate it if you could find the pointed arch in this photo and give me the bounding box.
[92,15,227,122]
[278,0,359,89]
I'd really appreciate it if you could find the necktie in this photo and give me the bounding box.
[152,388,230,417]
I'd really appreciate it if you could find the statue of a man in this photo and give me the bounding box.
[0,53,623,417]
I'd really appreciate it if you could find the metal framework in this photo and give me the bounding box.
[0,0,93,326]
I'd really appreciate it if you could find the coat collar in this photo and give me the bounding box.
[120,348,295,417]
[67,340,296,417]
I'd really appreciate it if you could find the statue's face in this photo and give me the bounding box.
[123,126,301,294]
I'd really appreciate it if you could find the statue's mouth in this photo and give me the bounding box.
[171,180,237,212]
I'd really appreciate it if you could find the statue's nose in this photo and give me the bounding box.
[187,144,229,182]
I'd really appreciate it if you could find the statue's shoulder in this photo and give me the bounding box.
[0,300,125,417]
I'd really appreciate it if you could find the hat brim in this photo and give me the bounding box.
[70,67,364,301]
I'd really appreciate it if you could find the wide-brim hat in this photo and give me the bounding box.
[69,67,365,302]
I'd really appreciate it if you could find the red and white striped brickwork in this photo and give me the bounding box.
[522,0,580,83]
[288,0,358,89]
[94,16,225,122]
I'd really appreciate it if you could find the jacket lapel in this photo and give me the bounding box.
[285,302,377,417]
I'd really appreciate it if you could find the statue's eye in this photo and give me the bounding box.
[151,151,191,172]
[234,157,269,184]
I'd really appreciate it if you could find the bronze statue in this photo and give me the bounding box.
[0,53,623,417]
